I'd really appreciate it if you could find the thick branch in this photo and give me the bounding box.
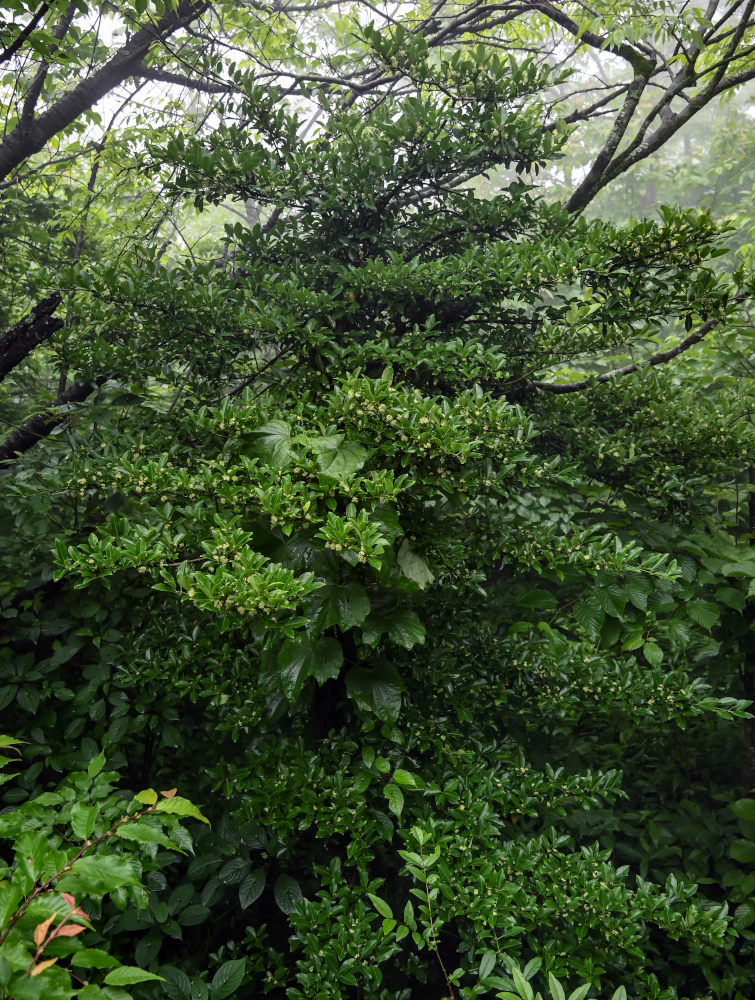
[20,2,77,130]
[530,318,719,395]
[133,63,234,94]
[0,379,100,465]
[0,293,64,381]
[565,68,652,213]
[531,0,653,70]
[0,0,209,183]
[0,2,50,66]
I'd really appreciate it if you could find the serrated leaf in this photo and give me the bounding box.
[70,803,98,841]
[397,540,434,589]
[573,601,603,639]
[253,421,291,466]
[210,958,246,1000]
[134,789,158,805]
[116,821,178,850]
[72,949,121,969]
[278,637,343,700]
[104,966,165,985]
[155,797,209,823]
[273,874,303,914]
[239,870,265,909]
[87,751,106,778]
[642,641,663,667]
[384,782,404,818]
[312,437,366,479]
[361,607,425,649]
[346,660,403,723]
[58,856,139,894]
[733,900,755,930]
[686,599,719,630]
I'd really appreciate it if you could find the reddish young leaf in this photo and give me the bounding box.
[33,914,55,947]
[54,922,86,937]
[31,957,58,976]
[60,892,77,908]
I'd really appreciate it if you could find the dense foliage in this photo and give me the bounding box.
[1,2,755,999]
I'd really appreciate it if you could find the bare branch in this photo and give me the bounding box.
[530,318,719,395]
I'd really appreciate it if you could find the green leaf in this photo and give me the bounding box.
[72,949,121,970]
[155,797,209,823]
[116,821,180,850]
[239,870,265,909]
[397,540,434,589]
[567,987,590,1000]
[362,607,425,649]
[210,959,246,1000]
[311,436,366,479]
[253,420,291,466]
[478,950,496,979]
[573,601,603,639]
[273,874,303,914]
[309,637,344,685]
[511,966,534,1000]
[277,639,312,702]
[58,856,139,894]
[642,641,663,667]
[179,904,211,926]
[384,782,404,818]
[518,589,556,608]
[733,900,755,930]
[548,973,566,1000]
[346,660,403,723]
[730,839,755,863]
[304,581,370,634]
[88,751,106,778]
[104,967,165,985]
[278,636,344,700]
[686,599,719,630]
[134,789,158,805]
[367,893,393,919]
[392,769,420,788]
[71,803,98,841]
[732,799,755,821]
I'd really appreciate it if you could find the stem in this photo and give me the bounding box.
[419,843,455,1000]
[0,805,156,948]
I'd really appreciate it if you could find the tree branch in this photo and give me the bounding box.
[0,0,210,182]
[133,63,234,94]
[0,2,50,66]
[0,293,64,382]
[530,318,719,395]
[0,378,101,465]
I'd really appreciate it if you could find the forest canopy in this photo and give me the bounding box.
[1,2,755,999]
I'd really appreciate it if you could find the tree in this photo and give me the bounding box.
[1,3,755,999]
